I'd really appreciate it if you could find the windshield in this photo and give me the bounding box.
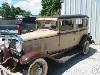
[36,20,57,30]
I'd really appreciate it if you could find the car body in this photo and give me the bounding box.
[0,15,94,75]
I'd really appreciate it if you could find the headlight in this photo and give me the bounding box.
[16,40,22,53]
[4,38,9,48]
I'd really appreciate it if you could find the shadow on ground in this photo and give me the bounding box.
[47,47,97,75]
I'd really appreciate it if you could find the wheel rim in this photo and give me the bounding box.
[30,63,43,75]
[83,41,90,54]
[28,58,48,75]
[1,70,9,75]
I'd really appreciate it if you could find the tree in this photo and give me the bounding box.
[40,0,61,16]
[0,2,32,19]
[22,11,31,17]
[15,7,22,15]
[10,5,16,19]
[1,2,12,19]
[0,7,2,16]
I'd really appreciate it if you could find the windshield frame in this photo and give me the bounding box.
[36,17,59,31]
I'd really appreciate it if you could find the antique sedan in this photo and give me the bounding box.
[0,15,94,75]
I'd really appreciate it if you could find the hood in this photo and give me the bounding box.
[17,29,58,41]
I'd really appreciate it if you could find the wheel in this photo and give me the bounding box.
[79,37,90,55]
[0,70,9,75]
[23,58,48,75]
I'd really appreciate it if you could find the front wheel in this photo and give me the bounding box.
[24,58,48,75]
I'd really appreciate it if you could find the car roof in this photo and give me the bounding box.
[36,15,89,20]
[59,15,89,19]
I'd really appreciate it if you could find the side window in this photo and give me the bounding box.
[83,18,88,27]
[76,18,88,28]
[61,19,73,31]
[76,18,83,28]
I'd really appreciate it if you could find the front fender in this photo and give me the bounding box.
[20,51,67,65]
[20,51,43,64]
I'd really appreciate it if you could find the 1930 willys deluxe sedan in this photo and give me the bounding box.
[0,15,94,75]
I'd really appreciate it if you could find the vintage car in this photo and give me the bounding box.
[0,15,94,75]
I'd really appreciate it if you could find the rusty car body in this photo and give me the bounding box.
[0,15,94,75]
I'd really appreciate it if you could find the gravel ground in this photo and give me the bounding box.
[48,45,100,75]
[0,45,99,75]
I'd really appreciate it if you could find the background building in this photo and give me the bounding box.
[61,0,100,44]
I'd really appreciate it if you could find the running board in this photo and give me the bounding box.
[56,49,80,63]
[59,53,79,62]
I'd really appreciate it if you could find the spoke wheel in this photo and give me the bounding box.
[29,63,42,75]
[28,58,48,75]
[82,40,90,54]
[1,70,9,75]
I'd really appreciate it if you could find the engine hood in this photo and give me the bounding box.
[17,29,58,41]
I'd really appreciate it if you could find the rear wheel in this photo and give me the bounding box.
[79,37,90,55]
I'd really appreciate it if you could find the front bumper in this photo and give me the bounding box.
[0,65,22,75]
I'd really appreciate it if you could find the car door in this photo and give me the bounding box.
[74,18,88,45]
[59,19,76,50]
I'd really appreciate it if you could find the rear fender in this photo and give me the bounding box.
[80,34,94,45]
[87,33,95,44]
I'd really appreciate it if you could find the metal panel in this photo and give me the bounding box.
[61,0,100,44]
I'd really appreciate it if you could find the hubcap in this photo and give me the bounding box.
[30,63,42,75]
[28,58,48,75]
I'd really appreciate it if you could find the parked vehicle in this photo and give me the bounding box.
[0,15,94,75]
[0,16,36,44]
[17,16,36,34]
[0,16,36,35]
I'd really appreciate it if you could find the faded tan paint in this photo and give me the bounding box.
[20,16,89,63]
[74,28,88,44]
[22,28,88,54]
[20,29,58,41]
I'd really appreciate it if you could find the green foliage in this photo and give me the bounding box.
[40,0,61,16]
[0,7,2,16]
[2,2,11,18]
[0,2,32,19]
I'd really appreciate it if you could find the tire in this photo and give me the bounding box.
[0,70,9,75]
[23,58,48,75]
[79,37,90,55]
